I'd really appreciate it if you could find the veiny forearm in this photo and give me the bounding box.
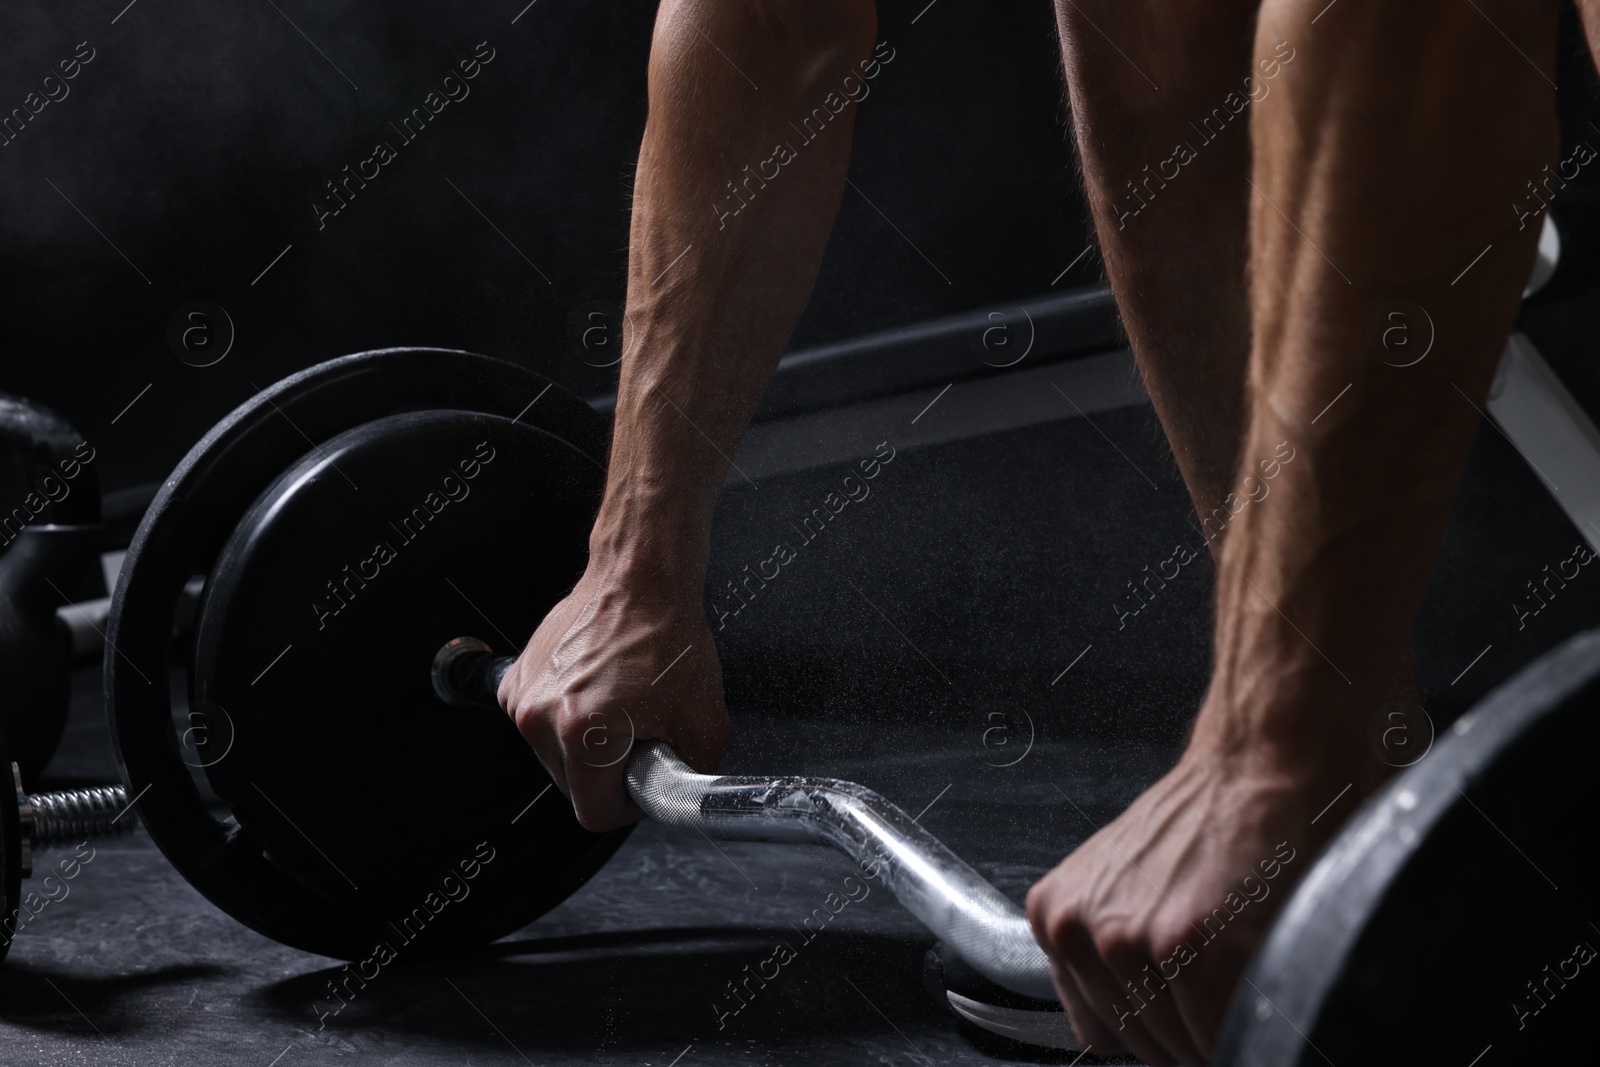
[594,0,879,595]
[1198,1,1560,778]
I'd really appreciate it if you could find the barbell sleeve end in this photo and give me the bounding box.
[432,637,515,710]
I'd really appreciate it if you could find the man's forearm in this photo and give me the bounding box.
[1198,4,1560,780]
[592,1,881,595]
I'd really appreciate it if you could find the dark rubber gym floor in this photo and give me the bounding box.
[13,382,1600,1065]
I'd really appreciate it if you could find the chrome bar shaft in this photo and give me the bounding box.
[435,640,1056,1000]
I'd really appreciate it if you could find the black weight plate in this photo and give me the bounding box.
[1215,627,1600,1065]
[106,350,631,960]
[192,409,607,954]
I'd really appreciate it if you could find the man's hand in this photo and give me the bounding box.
[498,565,728,832]
[1026,743,1329,1066]
[495,1,876,829]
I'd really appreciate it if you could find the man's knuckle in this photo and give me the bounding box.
[1024,882,1046,924]
[1093,925,1144,967]
[1025,886,1057,944]
[555,710,592,748]
[1043,903,1090,955]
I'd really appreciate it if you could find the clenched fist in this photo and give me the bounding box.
[1026,745,1333,1066]
[498,565,729,831]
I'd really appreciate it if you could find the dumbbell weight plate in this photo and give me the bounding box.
[107,350,632,959]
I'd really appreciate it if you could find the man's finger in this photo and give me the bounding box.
[1103,950,1205,1067]
[1048,959,1121,1054]
[566,762,640,832]
[1171,936,1255,1062]
[513,702,572,802]
[558,702,641,831]
[1057,924,1179,1067]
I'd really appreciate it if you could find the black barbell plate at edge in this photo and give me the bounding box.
[1215,627,1600,1065]
[105,350,633,961]
[194,409,609,949]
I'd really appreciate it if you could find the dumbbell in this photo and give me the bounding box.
[0,728,135,965]
[105,349,1599,1058]
[0,394,102,781]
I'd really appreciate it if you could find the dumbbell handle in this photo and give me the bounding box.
[432,637,1057,1002]
[10,765,135,879]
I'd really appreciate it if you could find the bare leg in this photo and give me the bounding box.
[1054,0,1428,720]
[1053,0,1259,515]
[1031,2,1559,1062]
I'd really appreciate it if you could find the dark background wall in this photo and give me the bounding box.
[0,0,1093,495]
